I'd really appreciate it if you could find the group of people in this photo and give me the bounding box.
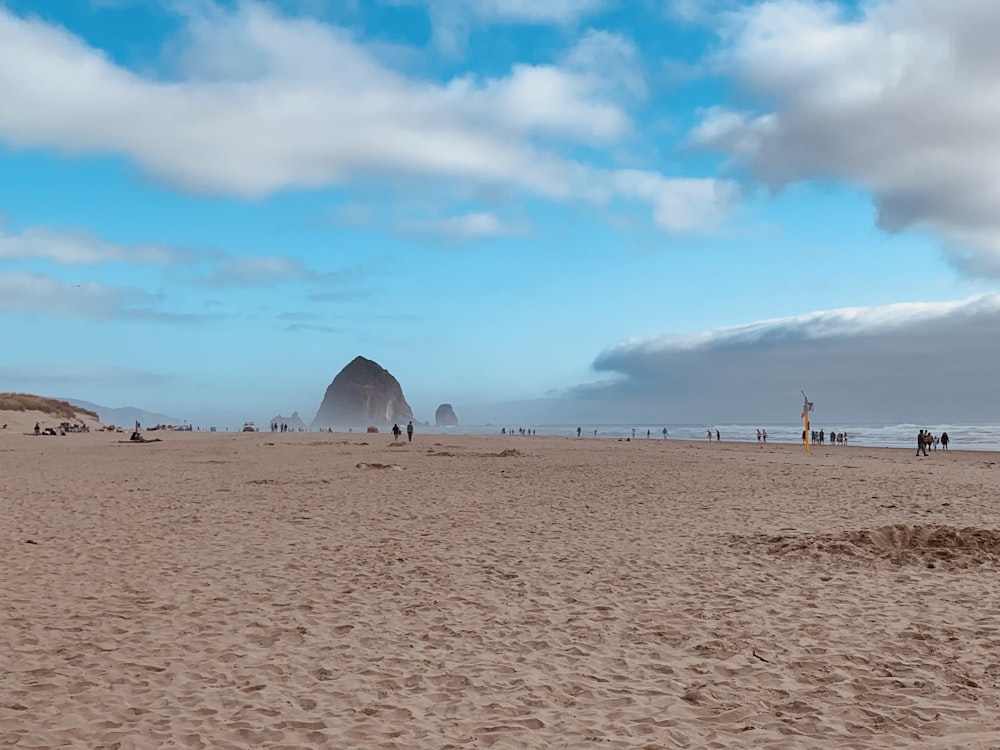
[805,429,848,445]
[916,429,949,456]
[391,421,415,442]
[503,427,536,436]
[270,422,296,433]
[755,429,768,443]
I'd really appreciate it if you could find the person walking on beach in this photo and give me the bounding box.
[916,429,928,457]
[941,431,950,450]
[715,430,721,442]
[406,420,414,442]
[707,430,712,440]
[392,423,401,441]
[756,428,762,443]
[662,427,668,439]
[762,429,767,443]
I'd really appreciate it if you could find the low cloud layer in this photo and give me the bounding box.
[694,0,1000,276]
[565,294,1000,423]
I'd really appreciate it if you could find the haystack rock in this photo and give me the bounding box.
[435,403,458,426]
[311,356,413,429]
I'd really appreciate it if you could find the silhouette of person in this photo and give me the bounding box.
[941,431,950,450]
[916,429,928,457]
[392,423,401,440]
[406,421,414,442]
[662,428,668,439]
[715,430,720,442]
[577,426,582,437]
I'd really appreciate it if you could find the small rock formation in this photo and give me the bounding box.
[312,356,413,429]
[269,411,306,431]
[435,403,458,426]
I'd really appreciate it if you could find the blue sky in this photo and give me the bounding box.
[1,0,998,426]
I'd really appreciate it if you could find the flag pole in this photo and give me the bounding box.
[801,391,813,454]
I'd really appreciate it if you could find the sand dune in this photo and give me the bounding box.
[2,428,999,748]
[0,404,101,436]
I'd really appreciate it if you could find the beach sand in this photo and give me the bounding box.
[2,427,1000,748]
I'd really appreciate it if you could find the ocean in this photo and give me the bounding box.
[420,423,1000,451]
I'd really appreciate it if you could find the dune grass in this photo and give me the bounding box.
[0,393,99,420]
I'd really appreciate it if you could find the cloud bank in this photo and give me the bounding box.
[486,294,1000,425]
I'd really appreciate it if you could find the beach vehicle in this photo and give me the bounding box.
[242,422,257,432]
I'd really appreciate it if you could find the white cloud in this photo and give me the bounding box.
[665,0,740,25]
[390,0,609,54]
[605,294,1000,353]
[197,255,328,287]
[613,171,739,232]
[0,3,733,234]
[692,0,1000,275]
[0,271,207,322]
[0,271,144,319]
[0,222,357,289]
[400,211,526,241]
[454,0,607,25]
[0,224,183,265]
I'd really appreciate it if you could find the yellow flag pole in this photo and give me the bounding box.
[801,391,813,454]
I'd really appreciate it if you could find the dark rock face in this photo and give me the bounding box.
[312,356,413,429]
[435,403,458,426]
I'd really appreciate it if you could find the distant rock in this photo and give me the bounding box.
[61,397,178,428]
[312,356,413,429]
[268,410,307,431]
[435,403,458,426]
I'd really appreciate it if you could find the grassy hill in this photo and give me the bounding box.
[0,393,100,421]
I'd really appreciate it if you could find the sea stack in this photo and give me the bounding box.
[435,403,458,426]
[269,411,306,431]
[311,356,413,429]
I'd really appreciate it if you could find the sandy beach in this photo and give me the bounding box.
[3,427,1000,749]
